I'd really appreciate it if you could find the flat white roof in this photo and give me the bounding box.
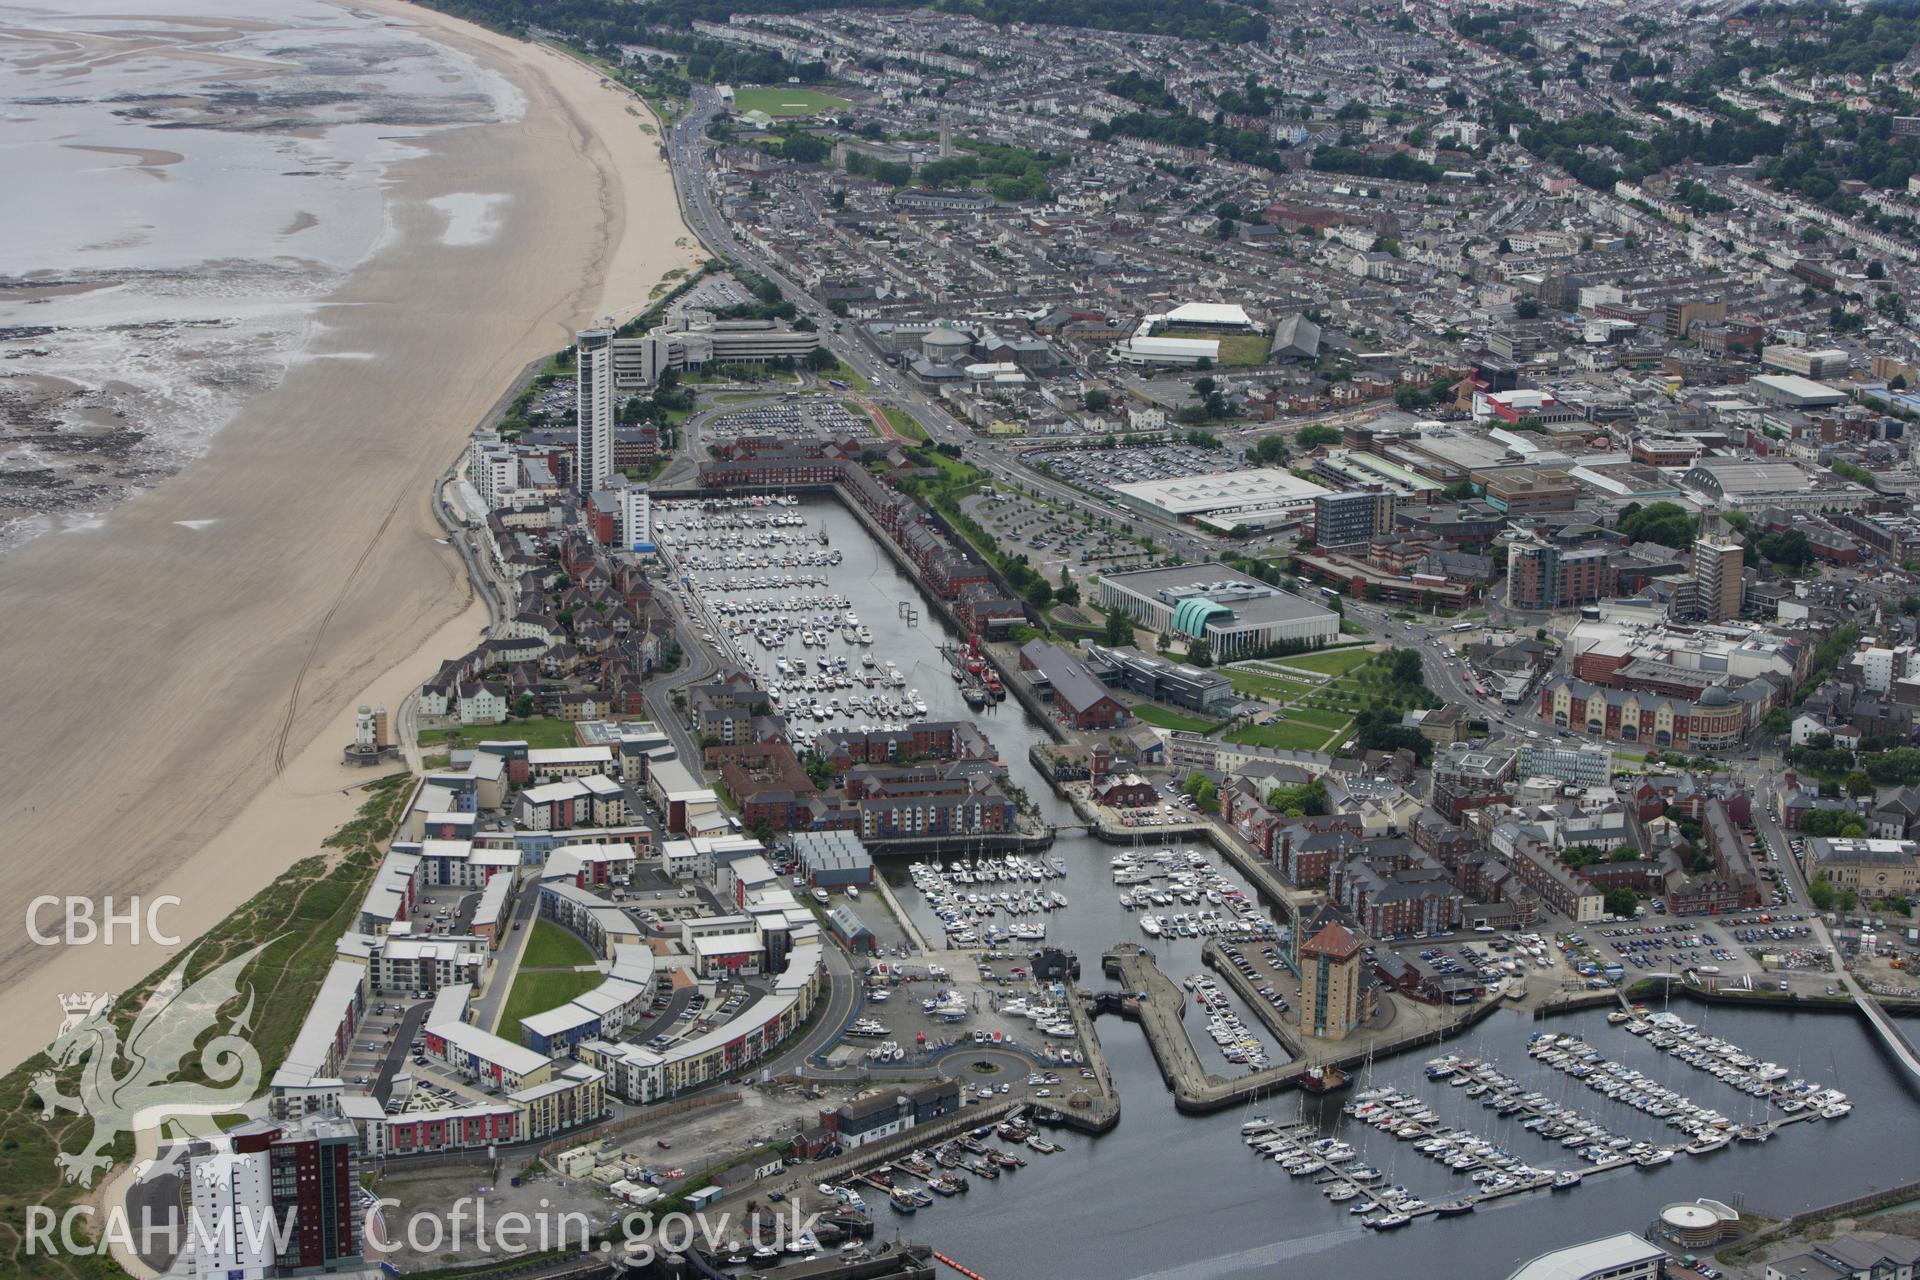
[545,843,638,880]
[1121,335,1220,357]
[1488,389,1554,408]
[1752,373,1846,403]
[587,947,821,1072]
[527,746,612,765]
[378,935,483,960]
[473,875,512,918]
[728,854,777,882]
[338,1095,386,1120]
[778,944,822,991]
[1488,427,1547,455]
[275,960,365,1086]
[610,945,657,985]
[1505,1232,1665,1280]
[1112,468,1328,515]
[427,983,472,1028]
[541,880,604,910]
[1163,302,1251,327]
[431,1018,552,1075]
[361,885,405,922]
[1765,343,1847,361]
[692,934,762,957]
[571,979,647,1016]
[649,760,698,791]
[591,905,642,934]
[687,809,730,834]
[519,1005,597,1037]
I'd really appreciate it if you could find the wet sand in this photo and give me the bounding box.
[0,0,702,1066]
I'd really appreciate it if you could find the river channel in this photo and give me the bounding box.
[729,496,1920,1277]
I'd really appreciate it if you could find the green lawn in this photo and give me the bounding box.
[823,360,870,392]
[1237,657,1329,678]
[1284,706,1354,731]
[499,968,603,1042]
[1224,669,1316,701]
[422,717,581,751]
[732,86,851,116]
[1223,650,1382,740]
[1215,333,1271,367]
[882,405,927,441]
[914,447,973,481]
[1167,328,1274,368]
[1131,704,1219,733]
[518,918,599,970]
[1225,721,1344,751]
[1269,648,1378,677]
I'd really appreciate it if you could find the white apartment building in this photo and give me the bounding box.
[576,327,616,495]
[622,484,653,552]
[187,1149,275,1279]
[612,317,818,388]
[1858,644,1913,693]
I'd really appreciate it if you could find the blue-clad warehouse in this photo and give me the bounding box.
[795,830,874,888]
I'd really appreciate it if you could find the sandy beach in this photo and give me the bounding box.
[0,0,701,1067]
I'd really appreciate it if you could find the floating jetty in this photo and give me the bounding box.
[908,856,1068,951]
[1220,1023,1858,1232]
[1624,1012,1852,1115]
[657,499,924,756]
[1112,846,1281,944]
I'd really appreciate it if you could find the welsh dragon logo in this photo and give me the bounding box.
[32,942,270,1187]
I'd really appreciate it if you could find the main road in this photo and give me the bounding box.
[1341,599,1475,699]
[663,90,1216,561]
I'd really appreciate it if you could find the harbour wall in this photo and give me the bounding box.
[1530,990,1621,1018]
[1031,972,1121,1135]
[1097,944,1507,1114]
[1201,937,1306,1060]
[1729,1176,1920,1261]
[867,831,1053,856]
[1626,977,1920,1018]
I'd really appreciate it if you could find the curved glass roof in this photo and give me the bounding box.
[1171,597,1232,638]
